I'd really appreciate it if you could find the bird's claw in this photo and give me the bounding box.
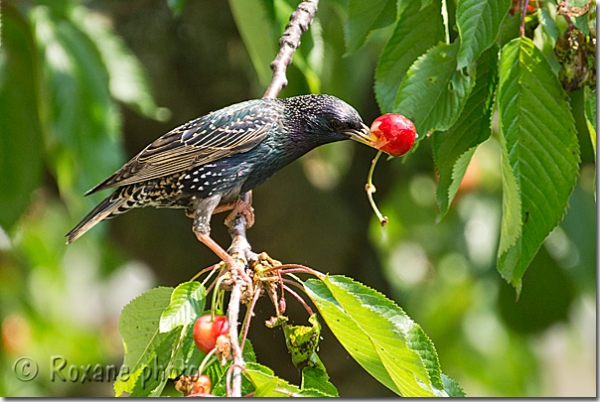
[224,199,255,229]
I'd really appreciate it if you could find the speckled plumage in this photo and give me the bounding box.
[66,94,369,244]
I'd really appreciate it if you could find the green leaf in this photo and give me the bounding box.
[0,6,44,231]
[585,87,596,158]
[433,47,498,220]
[282,313,321,369]
[30,6,125,204]
[114,287,174,396]
[211,340,257,397]
[159,281,205,333]
[344,0,397,55]
[497,37,580,293]
[167,0,186,17]
[70,6,166,121]
[374,0,444,112]
[301,366,339,397]
[228,0,277,86]
[456,0,511,69]
[244,362,300,397]
[304,275,452,397]
[394,41,475,138]
[442,374,466,397]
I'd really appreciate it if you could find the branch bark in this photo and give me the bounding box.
[263,0,320,99]
[225,0,320,396]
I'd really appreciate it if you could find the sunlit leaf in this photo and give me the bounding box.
[244,362,300,397]
[394,41,475,138]
[114,287,174,396]
[456,0,511,69]
[301,366,339,397]
[304,276,457,397]
[375,0,444,112]
[433,47,498,220]
[497,37,580,294]
[159,281,205,333]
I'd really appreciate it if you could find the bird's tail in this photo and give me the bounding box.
[66,192,128,244]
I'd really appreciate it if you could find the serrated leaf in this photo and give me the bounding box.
[228,0,276,86]
[304,276,451,397]
[497,37,580,293]
[0,7,44,231]
[129,329,181,397]
[114,287,174,396]
[159,281,205,333]
[433,47,498,220]
[585,87,596,157]
[442,374,466,397]
[244,362,300,397]
[456,0,511,69]
[301,366,339,397]
[344,0,397,55]
[394,41,475,138]
[375,0,444,112]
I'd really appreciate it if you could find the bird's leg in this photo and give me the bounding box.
[224,191,255,229]
[192,195,238,267]
[193,195,253,289]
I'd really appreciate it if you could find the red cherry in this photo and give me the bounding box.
[370,114,417,157]
[193,314,229,354]
[191,374,212,395]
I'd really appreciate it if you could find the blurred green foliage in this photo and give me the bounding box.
[0,0,595,397]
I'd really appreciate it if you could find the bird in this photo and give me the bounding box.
[66,94,378,266]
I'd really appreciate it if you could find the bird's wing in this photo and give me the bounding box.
[86,99,283,194]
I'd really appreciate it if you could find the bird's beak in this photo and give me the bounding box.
[347,123,379,148]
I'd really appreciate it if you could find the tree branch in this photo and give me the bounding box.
[224,0,320,397]
[263,0,320,99]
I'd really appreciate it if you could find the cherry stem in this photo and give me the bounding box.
[282,281,314,316]
[365,150,389,226]
[275,264,325,279]
[240,282,262,352]
[197,348,218,377]
[520,0,530,36]
[226,363,247,397]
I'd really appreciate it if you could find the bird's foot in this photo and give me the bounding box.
[224,199,255,229]
[194,231,253,295]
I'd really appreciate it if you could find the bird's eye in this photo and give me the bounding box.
[330,119,346,130]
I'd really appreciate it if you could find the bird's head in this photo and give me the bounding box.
[282,94,379,149]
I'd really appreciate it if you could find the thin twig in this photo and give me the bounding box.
[240,281,262,352]
[263,0,320,98]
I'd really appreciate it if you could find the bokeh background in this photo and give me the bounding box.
[0,0,596,396]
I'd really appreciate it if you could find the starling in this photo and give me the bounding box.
[66,94,378,264]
